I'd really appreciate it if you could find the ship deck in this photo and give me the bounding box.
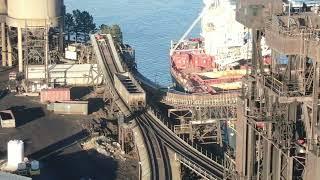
[195,69,247,79]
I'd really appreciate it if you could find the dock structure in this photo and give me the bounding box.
[162,90,239,145]
[7,0,320,179]
[235,0,320,179]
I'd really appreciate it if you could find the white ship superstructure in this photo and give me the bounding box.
[201,0,271,67]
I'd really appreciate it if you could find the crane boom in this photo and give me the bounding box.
[170,0,220,56]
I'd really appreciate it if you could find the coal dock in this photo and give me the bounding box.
[1,0,320,180]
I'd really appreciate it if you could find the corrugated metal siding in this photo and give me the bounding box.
[27,64,103,86]
[40,88,70,103]
[47,103,54,111]
[1,119,15,128]
[0,171,32,180]
[53,101,88,115]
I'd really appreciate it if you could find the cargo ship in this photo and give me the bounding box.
[170,0,271,94]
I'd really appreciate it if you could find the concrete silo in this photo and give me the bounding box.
[5,0,64,73]
[0,0,6,15]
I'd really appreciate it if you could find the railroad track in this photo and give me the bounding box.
[136,116,171,180]
[142,112,225,180]
[92,35,130,116]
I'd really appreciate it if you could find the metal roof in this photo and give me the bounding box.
[0,172,31,180]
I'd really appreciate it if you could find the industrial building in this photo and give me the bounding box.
[0,0,103,91]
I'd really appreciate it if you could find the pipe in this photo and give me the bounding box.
[7,31,12,67]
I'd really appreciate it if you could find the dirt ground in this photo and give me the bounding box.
[0,68,138,180]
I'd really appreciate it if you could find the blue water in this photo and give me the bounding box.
[65,0,202,86]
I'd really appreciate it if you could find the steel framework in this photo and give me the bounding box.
[235,0,320,179]
[163,92,238,145]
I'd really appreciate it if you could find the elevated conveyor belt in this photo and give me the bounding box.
[106,34,125,73]
[91,34,130,116]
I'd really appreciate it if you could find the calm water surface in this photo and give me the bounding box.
[65,0,202,86]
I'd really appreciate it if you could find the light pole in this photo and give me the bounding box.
[138,161,142,180]
[288,1,291,28]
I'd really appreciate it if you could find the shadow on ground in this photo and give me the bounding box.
[0,89,8,100]
[70,87,93,100]
[8,106,45,127]
[29,130,89,160]
[88,98,105,114]
[30,130,118,180]
[34,149,118,180]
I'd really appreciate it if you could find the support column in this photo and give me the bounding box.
[287,55,293,81]
[7,32,12,67]
[252,29,258,75]
[246,124,256,179]
[235,99,247,179]
[1,23,6,66]
[283,156,293,180]
[271,147,281,180]
[59,22,64,54]
[312,62,319,127]
[18,27,23,72]
[45,27,49,82]
[304,153,320,179]
[262,123,272,180]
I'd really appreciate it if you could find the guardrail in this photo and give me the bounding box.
[132,121,152,180]
[162,90,239,108]
[263,75,303,96]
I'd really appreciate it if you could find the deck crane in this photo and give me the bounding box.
[169,0,220,56]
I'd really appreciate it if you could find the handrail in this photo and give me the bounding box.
[162,91,239,107]
[266,15,320,41]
